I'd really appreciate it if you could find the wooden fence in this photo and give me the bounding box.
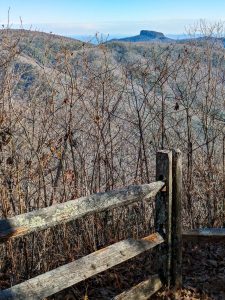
[0,149,224,299]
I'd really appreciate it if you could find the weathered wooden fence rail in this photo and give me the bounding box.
[0,181,164,242]
[0,233,164,300]
[0,149,183,299]
[183,228,225,239]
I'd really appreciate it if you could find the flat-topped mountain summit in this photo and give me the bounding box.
[109,30,172,43]
[139,30,165,38]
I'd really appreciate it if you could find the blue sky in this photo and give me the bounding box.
[0,0,225,35]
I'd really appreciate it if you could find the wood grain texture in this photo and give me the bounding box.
[0,233,164,300]
[113,274,162,300]
[0,181,164,242]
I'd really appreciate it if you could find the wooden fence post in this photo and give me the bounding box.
[171,149,182,288]
[155,150,173,287]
